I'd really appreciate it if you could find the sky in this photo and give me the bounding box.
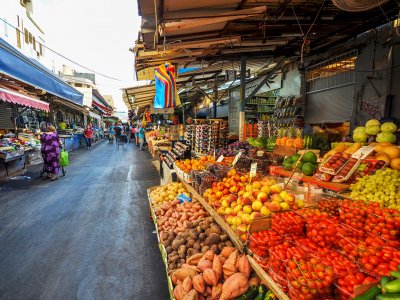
[34,0,141,113]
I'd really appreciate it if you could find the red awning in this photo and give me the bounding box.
[0,87,49,111]
[92,99,112,112]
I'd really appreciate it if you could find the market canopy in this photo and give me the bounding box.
[133,0,398,74]
[0,38,83,104]
[122,84,155,110]
[0,86,49,112]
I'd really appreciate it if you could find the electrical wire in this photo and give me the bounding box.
[0,17,125,81]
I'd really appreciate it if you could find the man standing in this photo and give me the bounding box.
[138,125,145,151]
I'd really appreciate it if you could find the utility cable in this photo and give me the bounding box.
[0,17,124,81]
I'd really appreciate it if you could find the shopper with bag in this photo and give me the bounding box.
[40,126,61,181]
[138,125,145,151]
[83,124,94,149]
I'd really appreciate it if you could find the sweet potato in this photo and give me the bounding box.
[211,283,222,300]
[187,253,204,266]
[183,289,199,300]
[171,273,178,285]
[203,269,218,286]
[220,246,236,258]
[174,284,184,300]
[182,277,193,295]
[197,259,213,272]
[181,264,198,271]
[205,285,212,296]
[220,272,249,300]
[203,250,215,261]
[173,267,198,282]
[192,274,206,294]
[248,277,260,287]
[222,250,238,277]
[212,254,223,281]
[237,255,251,278]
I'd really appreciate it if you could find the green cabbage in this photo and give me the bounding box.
[353,126,366,133]
[365,125,381,135]
[381,122,398,133]
[376,132,396,143]
[366,119,381,127]
[353,131,368,143]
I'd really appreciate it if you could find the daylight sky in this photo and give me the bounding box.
[35,0,141,113]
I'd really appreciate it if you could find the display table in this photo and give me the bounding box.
[270,166,350,192]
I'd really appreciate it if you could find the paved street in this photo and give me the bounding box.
[0,141,168,300]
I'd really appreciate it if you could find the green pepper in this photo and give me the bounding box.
[384,279,400,294]
[391,272,400,279]
[353,286,381,300]
[235,286,258,300]
[382,277,392,288]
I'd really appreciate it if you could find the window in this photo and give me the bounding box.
[39,43,43,56]
[28,32,32,44]
[24,28,28,43]
[17,15,20,28]
[306,50,357,93]
[16,29,21,48]
[75,83,82,87]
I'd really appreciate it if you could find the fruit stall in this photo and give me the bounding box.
[144,117,400,300]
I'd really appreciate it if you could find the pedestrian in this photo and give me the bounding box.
[130,125,135,143]
[109,123,115,143]
[83,124,94,149]
[135,125,140,147]
[138,125,145,151]
[39,119,47,132]
[114,122,122,143]
[125,123,131,143]
[40,126,61,181]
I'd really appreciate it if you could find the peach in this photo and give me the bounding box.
[226,215,234,225]
[279,191,289,200]
[232,216,242,226]
[252,200,263,212]
[242,197,252,206]
[237,223,248,235]
[237,211,244,218]
[252,181,262,190]
[260,185,270,194]
[252,190,260,198]
[215,191,223,199]
[260,206,271,217]
[233,205,243,214]
[217,207,226,215]
[241,213,251,225]
[245,185,253,192]
[229,194,238,202]
[250,212,262,220]
[238,190,245,197]
[225,207,233,215]
[243,205,253,214]
[270,184,282,194]
[257,192,268,203]
[230,201,238,209]
[270,194,283,203]
[221,199,230,207]
[280,202,290,210]
[243,192,251,198]
[285,194,296,204]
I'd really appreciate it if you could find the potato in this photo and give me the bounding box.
[220,234,228,242]
[187,248,194,257]
[166,246,173,254]
[178,245,187,255]
[225,241,233,247]
[201,246,210,253]
[210,244,219,253]
[187,239,195,248]
[204,233,221,246]
[179,253,186,259]
[193,243,201,250]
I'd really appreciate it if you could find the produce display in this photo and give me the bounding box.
[150,182,189,205]
[353,119,397,143]
[175,156,216,173]
[282,151,318,176]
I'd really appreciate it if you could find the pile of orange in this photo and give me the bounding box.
[175,156,216,173]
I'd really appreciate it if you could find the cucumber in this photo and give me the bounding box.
[391,272,400,279]
[382,277,392,288]
[384,279,400,294]
[253,284,268,300]
[353,286,381,300]
[376,294,400,299]
[235,286,258,300]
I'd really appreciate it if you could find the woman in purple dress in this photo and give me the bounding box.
[41,125,61,181]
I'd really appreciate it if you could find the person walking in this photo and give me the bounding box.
[109,123,115,143]
[138,125,145,151]
[114,122,122,143]
[135,125,140,147]
[40,126,61,181]
[83,124,94,149]
[130,125,135,143]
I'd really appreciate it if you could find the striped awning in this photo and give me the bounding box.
[0,87,49,111]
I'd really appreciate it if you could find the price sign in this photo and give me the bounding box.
[256,151,264,157]
[352,146,375,159]
[232,151,242,167]
[217,155,224,162]
[250,163,257,178]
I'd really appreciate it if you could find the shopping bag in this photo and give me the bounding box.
[59,150,69,166]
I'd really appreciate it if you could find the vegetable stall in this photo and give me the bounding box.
[145,117,400,300]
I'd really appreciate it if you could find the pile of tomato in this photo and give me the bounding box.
[364,203,400,241]
[306,216,338,248]
[287,257,335,300]
[249,230,283,258]
[317,197,340,216]
[336,272,377,300]
[271,211,305,236]
[338,200,366,230]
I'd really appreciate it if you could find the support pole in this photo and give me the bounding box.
[213,76,218,119]
[239,56,247,141]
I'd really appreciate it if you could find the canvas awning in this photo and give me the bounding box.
[0,87,49,111]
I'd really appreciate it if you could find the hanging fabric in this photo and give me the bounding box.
[154,62,180,108]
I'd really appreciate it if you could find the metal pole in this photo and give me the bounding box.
[239,56,247,141]
[213,76,218,119]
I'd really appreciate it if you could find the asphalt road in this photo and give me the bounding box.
[0,141,169,300]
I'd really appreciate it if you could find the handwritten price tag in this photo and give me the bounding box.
[352,146,374,160]
[217,155,224,162]
[232,151,242,167]
[250,163,257,178]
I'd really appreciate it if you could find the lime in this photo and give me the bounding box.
[303,151,317,164]
[302,162,316,176]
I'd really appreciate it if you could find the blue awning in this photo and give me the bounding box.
[0,38,83,104]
